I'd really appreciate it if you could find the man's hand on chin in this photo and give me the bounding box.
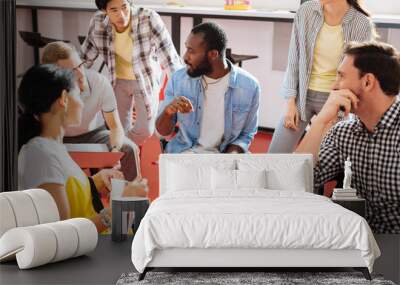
[315,89,359,126]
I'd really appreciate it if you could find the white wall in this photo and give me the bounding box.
[136,0,400,14]
[16,1,400,128]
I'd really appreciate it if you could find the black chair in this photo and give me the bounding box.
[226,48,258,68]
[19,31,69,65]
[78,35,106,73]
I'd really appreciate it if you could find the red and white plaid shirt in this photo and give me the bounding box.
[81,5,183,117]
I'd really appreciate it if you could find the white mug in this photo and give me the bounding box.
[110,178,127,202]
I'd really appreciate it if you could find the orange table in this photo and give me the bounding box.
[68,151,124,169]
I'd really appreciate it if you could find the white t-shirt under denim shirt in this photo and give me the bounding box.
[64,69,117,137]
[18,137,87,190]
[197,72,230,150]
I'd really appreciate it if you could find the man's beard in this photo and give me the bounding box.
[186,58,212,78]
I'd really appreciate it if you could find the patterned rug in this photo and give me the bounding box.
[117,271,396,285]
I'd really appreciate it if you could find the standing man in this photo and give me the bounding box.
[296,41,400,234]
[156,22,260,154]
[42,41,139,181]
[81,0,183,146]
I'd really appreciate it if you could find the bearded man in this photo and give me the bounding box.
[156,22,260,154]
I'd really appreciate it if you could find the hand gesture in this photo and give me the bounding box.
[284,98,300,131]
[122,177,148,197]
[98,169,124,191]
[164,96,194,116]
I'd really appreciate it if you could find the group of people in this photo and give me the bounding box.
[17,0,399,234]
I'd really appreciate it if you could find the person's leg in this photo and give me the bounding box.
[85,129,139,181]
[126,81,159,146]
[268,89,327,153]
[267,117,309,153]
[63,126,108,144]
[114,79,135,135]
[119,137,139,181]
[307,89,329,117]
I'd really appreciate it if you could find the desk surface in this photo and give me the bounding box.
[16,0,400,26]
[0,235,134,285]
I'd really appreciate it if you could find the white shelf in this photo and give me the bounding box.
[16,0,400,25]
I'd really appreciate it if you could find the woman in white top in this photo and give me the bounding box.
[268,0,374,153]
[18,64,146,232]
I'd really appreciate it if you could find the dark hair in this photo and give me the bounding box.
[95,0,131,10]
[347,0,370,17]
[191,22,227,56]
[18,64,75,150]
[95,0,111,10]
[344,41,400,96]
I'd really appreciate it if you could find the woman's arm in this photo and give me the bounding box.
[38,183,110,232]
[280,12,301,100]
[38,183,71,220]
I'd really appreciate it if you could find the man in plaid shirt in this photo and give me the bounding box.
[296,41,400,234]
[81,0,183,146]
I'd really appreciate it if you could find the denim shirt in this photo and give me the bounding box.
[158,63,260,153]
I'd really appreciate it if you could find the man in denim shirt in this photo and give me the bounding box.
[156,23,260,154]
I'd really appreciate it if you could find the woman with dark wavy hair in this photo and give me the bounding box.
[18,64,145,232]
[269,0,375,153]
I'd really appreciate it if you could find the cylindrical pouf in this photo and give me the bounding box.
[42,221,79,262]
[0,226,57,269]
[0,191,39,227]
[64,218,98,257]
[24,189,60,223]
[0,218,97,269]
[0,196,17,237]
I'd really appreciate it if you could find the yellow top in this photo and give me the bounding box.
[308,22,344,93]
[114,24,136,80]
[65,176,97,219]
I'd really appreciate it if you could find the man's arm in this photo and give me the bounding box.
[96,72,124,149]
[156,96,193,136]
[295,89,359,162]
[294,118,335,161]
[149,10,183,75]
[81,16,100,68]
[155,75,193,136]
[103,111,124,150]
[156,111,177,137]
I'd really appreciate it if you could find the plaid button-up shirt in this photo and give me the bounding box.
[314,97,400,234]
[81,5,183,118]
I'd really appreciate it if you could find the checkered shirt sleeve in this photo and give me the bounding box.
[81,16,100,68]
[314,99,400,233]
[149,10,183,76]
[313,123,343,193]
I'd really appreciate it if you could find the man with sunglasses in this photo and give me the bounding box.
[42,41,140,181]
